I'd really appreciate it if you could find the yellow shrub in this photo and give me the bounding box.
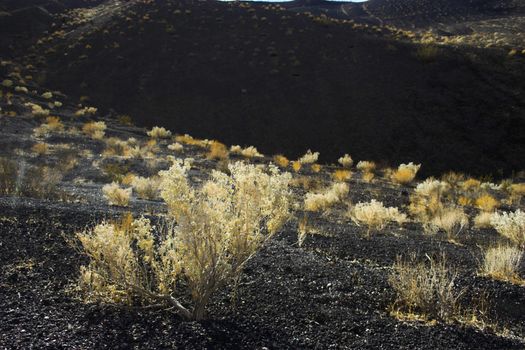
[362,171,375,183]
[33,116,64,136]
[102,182,131,206]
[311,164,321,173]
[391,162,421,185]
[82,121,107,140]
[473,212,493,229]
[175,134,209,148]
[333,169,352,182]
[457,196,472,207]
[291,161,302,172]
[32,143,49,155]
[462,178,481,192]
[475,194,498,212]
[25,102,49,117]
[207,141,229,160]
[75,106,97,117]
[273,154,290,168]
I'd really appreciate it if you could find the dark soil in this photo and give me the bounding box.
[1,202,524,349]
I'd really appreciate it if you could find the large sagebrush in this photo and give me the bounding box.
[78,160,292,320]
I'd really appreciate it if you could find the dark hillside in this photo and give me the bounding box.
[27,0,525,177]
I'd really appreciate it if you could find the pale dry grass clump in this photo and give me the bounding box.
[31,142,49,156]
[427,207,469,241]
[304,182,349,212]
[391,162,421,185]
[168,142,184,152]
[473,212,493,229]
[102,182,131,207]
[103,137,132,157]
[338,154,353,168]
[33,116,65,137]
[147,126,172,139]
[25,102,50,117]
[298,150,319,164]
[490,210,525,247]
[207,141,229,160]
[175,134,210,148]
[230,145,263,158]
[82,121,107,140]
[409,178,451,222]
[389,254,463,322]
[131,176,161,200]
[481,245,523,284]
[273,154,290,168]
[75,106,97,117]
[348,199,407,237]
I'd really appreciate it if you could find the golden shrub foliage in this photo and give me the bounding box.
[348,199,407,237]
[82,121,107,140]
[147,126,172,139]
[298,150,319,164]
[207,141,229,160]
[333,169,352,182]
[311,164,321,173]
[102,182,131,207]
[273,154,290,168]
[391,162,421,185]
[291,161,302,173]
[230,145,264,158]
[76,160,295,320]
[304,182,349,212]
[338,154,353,168]
[475,194,499,212]
[31,142,49,155]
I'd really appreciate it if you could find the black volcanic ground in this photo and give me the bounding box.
[4,0,525,177]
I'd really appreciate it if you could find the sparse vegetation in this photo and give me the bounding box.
[82,121,107,140]
[102,182,131,207]
[490,210,525,248]
[304,182,349,212]
[230,145,263,158]
[481,245,523,284]
[338,154,353,168]
[391,162,421,185]
[348,199,407,237]
[131,176,161,200]
[298,150,319,164]
[389,254,464,322]
[147,126,172,139]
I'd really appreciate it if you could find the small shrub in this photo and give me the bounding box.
[102,182,131,206]
[25,102,49,117]
[117,115,133,126]
[147,126,172,139]
[462,178,481,192]
[338,154,353,168]
[131,176,161,200]
[31,142,49,156]
[304,183,349,212]
[34,116,64,137]
[348,199,407,237]
[75,106,97,117]
[427,207,469,241]
[509,183,525,205]
[333,169,352,182]
[298,149,319,164]
[207,141,229,160]
[82,121,107,140]
[291,161,302,172]
[103,137,131,157]
[490,210,525,248]
[230,145,263,158]
[475,194,498,212]
[356,161,376,173]
[473,212,493,229]
[391,162,421,185]
[175,134,210,148]
[409,179,450,222]
[389,254,463,321]
[168,142,184,152]
[311,164,321,173]
[481,245,523,283]
[273,154,290,168]
[41,91,53,99]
